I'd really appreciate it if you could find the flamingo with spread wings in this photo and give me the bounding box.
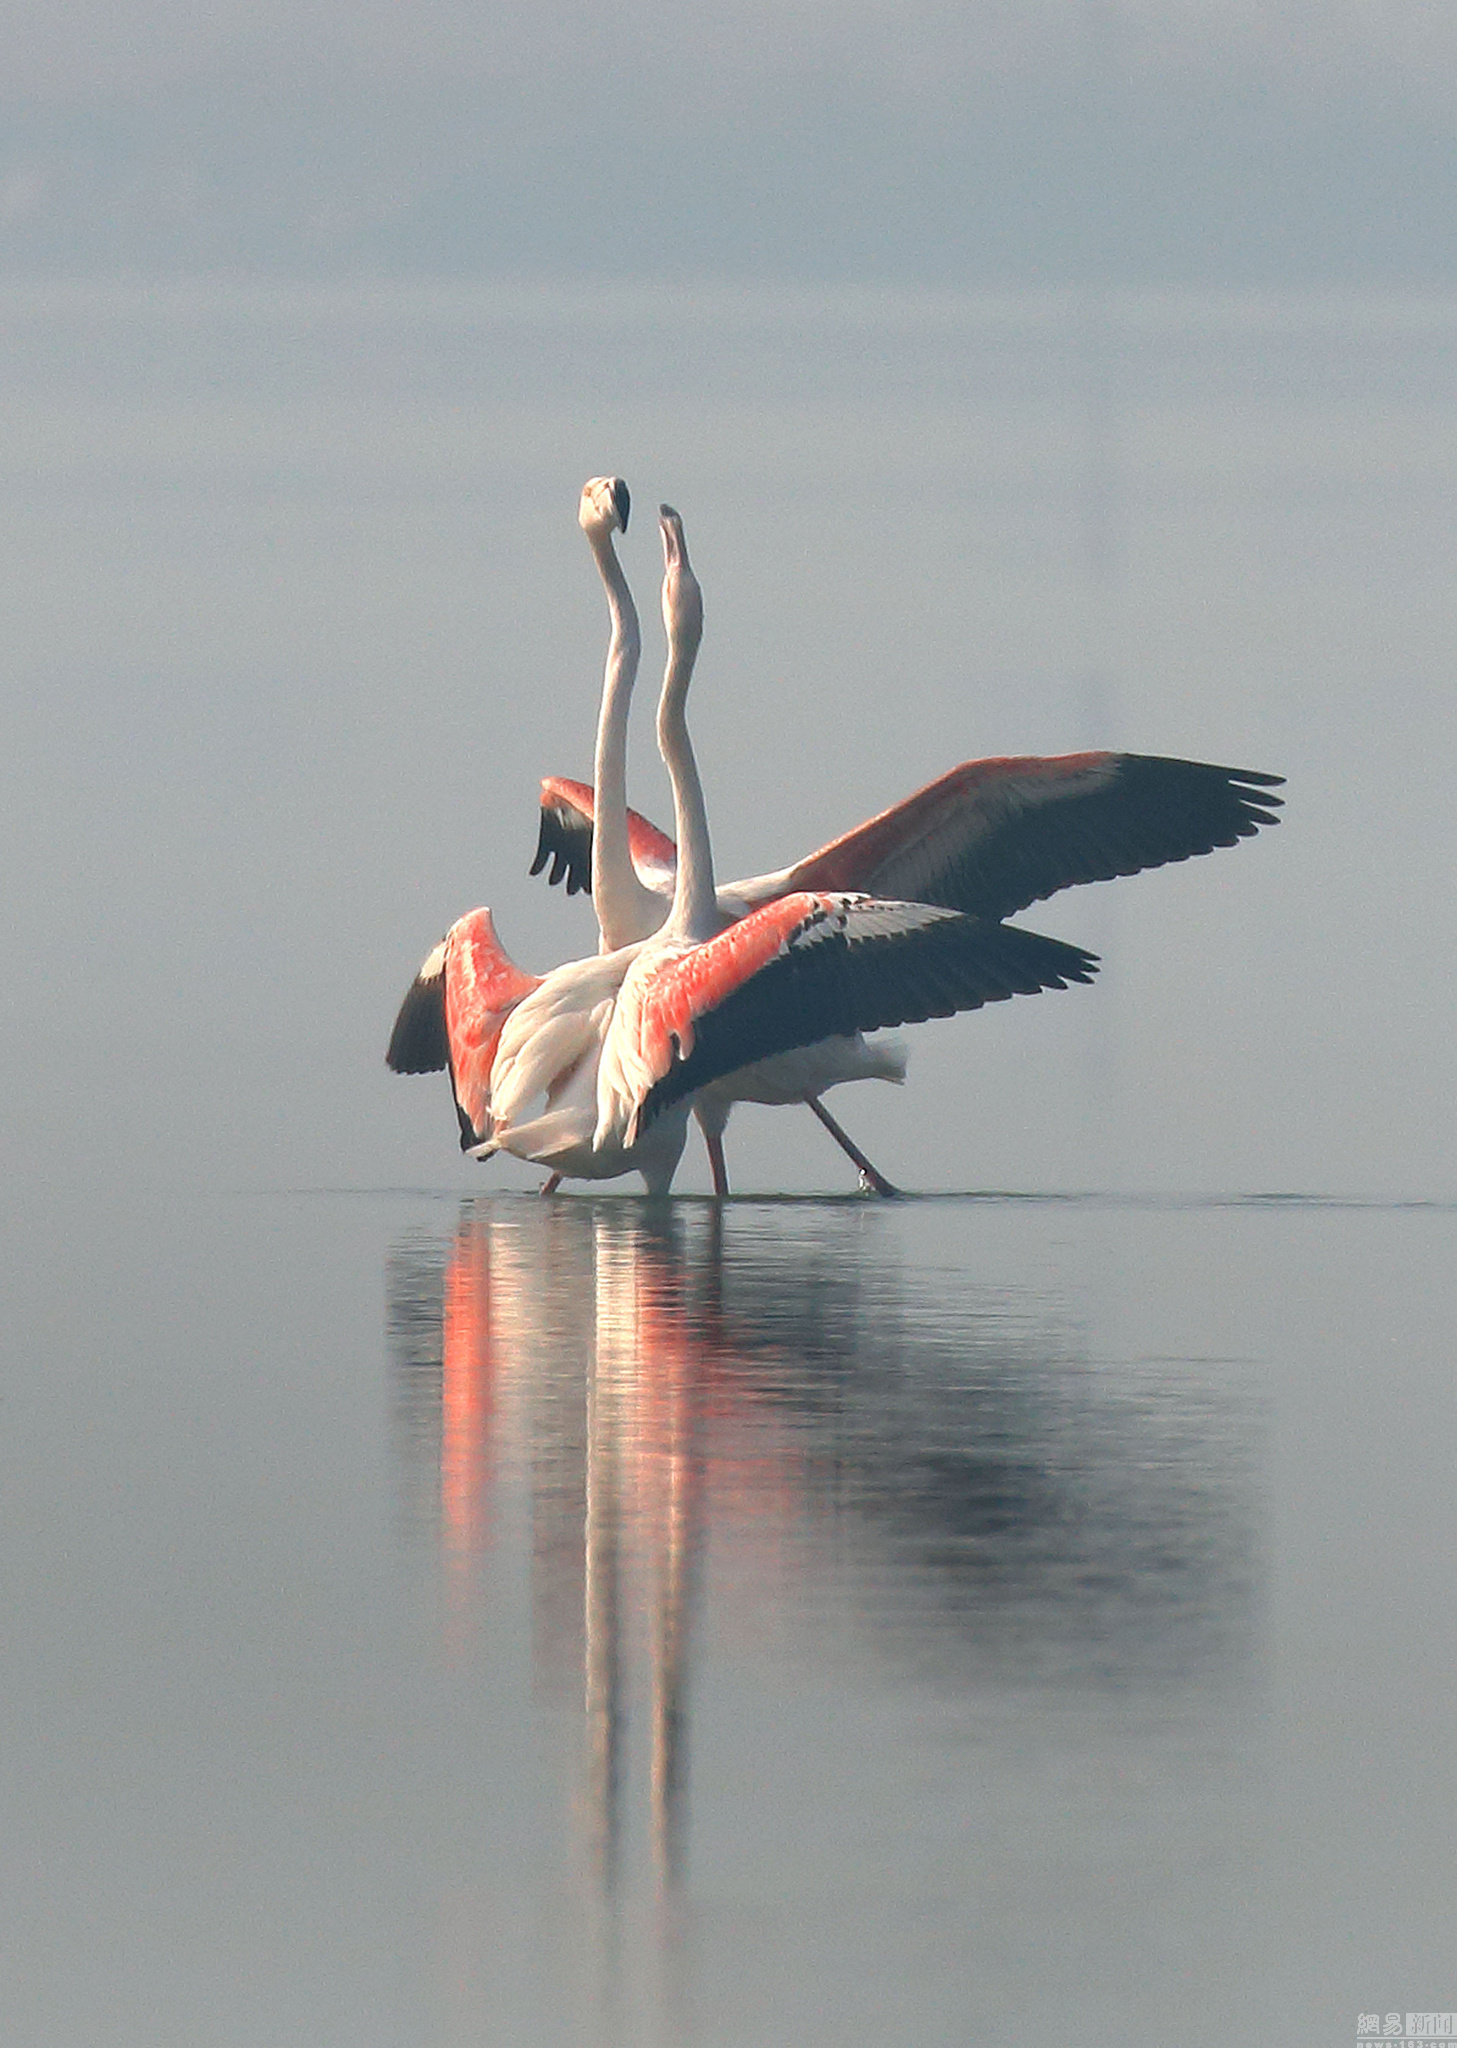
[531,499,1281,1190]
[568,477,907,1193]
[533,746,1282,1194]
[533,752,1283,934]
[388,508,1098,1193]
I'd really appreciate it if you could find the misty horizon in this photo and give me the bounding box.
[3,4,1456,285]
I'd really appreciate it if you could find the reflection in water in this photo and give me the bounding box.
[587,1217,701,1896]
[386,1197,1259,2036]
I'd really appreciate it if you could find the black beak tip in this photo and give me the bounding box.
[613,479,630,531]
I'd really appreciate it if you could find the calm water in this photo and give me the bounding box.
[4,1187,1452,2045]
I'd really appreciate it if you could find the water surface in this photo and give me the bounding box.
[4,1188,1451,2045]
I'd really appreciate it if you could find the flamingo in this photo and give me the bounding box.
[575,475,664,953]
[569,478,903,1194]
[533,614,1280,1195]
[387,508,1099,1193]
[534,750,1281,1192]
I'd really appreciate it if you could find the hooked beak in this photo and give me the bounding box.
[659,504,686,570]
[611,477,630,531]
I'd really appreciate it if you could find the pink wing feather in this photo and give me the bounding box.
[536,752,1280,926]
[609,892,1098,1144]
[443,909,542,1145]
[779,754,1117,895]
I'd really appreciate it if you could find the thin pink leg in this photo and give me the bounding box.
[540,1173,563,1197]
[705,1132,730,1198]
[805,1096,900,1197]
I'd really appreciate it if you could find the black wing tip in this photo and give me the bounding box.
[530,802,594,895]
[636,910,1100,1137]
[1123,753,1284,782]
[455,1097,486,1150]
[529,805,556,879]
[991,923,1100,991]
[1207,765,1285,792]
[1089,757,1286,869]
[1226,771,1284,823]
[386,964,449,1074]
[1126,755,1286,802]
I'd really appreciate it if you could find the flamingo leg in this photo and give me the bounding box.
[804,1096,900,1198]
[704,1131,730,1198]
[540,1172,563,1197]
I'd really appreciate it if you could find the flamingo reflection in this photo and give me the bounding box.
[439,1225,498,1566]
[385,1195,1259,2037]
[581,1212,704,1892]
[390,1201,748,1895]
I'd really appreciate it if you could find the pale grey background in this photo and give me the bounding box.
[3,3,1453,1201]
[2,2,1456,288]
[1,282,1449,1198]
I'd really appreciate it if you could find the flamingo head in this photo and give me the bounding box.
[579,475,630,540]
[659,504,703,649]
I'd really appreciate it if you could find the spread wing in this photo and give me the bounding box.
[386,940,450,1073]
[623,892,1098,1142]
[530,776,677,898]
[768,753,1284,921]
[387,910,541,1150]
[540,753,1283,925]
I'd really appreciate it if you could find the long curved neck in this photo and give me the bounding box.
[658,604,716,941]
[587,527,642,951]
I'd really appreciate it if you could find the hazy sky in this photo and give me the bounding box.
[3,1,1455,281]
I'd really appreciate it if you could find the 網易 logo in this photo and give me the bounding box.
[1357,2020,1457,2042]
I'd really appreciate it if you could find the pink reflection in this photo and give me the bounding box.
[439,1222,499,1567]
[425,1201,810,1907]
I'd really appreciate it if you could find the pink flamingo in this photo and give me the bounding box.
[387,508,1098,1193]
[569,478,911,1193]
[532,509,1281,1191]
